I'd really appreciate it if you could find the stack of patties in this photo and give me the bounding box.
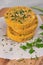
[4,6,38,42]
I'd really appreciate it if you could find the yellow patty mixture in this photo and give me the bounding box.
[4,6,38,42]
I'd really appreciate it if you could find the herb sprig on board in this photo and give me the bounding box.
[31,6,43,16]
[20,38,43,54]
[40,32,43,35]
[20,23,43,54]
[31,6,43,12]
[40,24,43,29]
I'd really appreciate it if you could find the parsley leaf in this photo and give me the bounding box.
[35,38,42,42]
[36,43,43,48]
[31,6,43,12]
[40,32,43,35]
[28,9,32,12]
[29,48,35,54]
[23,15,27,19]
[18,20,22,24]
[40,24,43,29]
[20,45,27,50]
[20,37,43,54]
[20,9,24,15]
[26,42,32,48]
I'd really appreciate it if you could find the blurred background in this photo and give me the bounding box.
[0,0,43,8]
[0,0,43,14]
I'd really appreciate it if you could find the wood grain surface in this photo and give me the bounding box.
[0,56,43,65]
[0,8,43,65]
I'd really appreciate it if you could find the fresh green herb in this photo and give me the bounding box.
[40,32,43,35]
[11,18,15,20]
[20,37,43,54]
[23,15,27,19]
[40,14,43,16]
[31,6,43,12]
[26,42,32,48]
[40,24,43,29]
[20,10,24,15]
[20,45,27,50]
[11,15,14,17]
[29,48,35,54]
[20,22,43,54]
[18,20,22,24]
[36,43,43,48]
[35,38,42,42]
[28,9,31,12]
[15,12,18,14]
[11,16,16,20]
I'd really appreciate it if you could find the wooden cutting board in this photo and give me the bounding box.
[0,8,43,65]
[0,56,43,65]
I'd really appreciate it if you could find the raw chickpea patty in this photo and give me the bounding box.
[4,6,38,42]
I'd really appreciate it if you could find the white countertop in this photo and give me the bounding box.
[0,0,43,8]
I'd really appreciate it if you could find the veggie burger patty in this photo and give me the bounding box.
[4,6,38,42]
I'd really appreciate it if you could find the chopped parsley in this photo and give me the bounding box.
[20,9,24,15]
[11,18,15,20]
[40,32,43,35]
[29,48,35,54]
[31,6,43,12]
[35,38,42,42]
[23,15,27,19]
[28,9,32,12]
[20,37,43,54]
[18,20,23,24]
[11,15,14,17]
[26,42,32,48]
[15,12,18,15]
[36,43,43,48]
[20,45,27,50]
[40,24,43,29]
